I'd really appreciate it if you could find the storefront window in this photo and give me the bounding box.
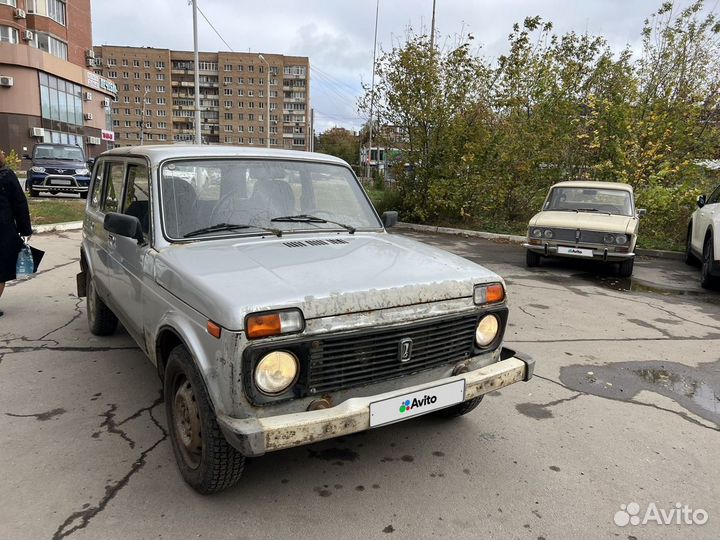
[39,73,85,147]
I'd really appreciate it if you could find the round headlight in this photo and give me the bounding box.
[543,229,554,239]
[475,314,500,347]
[531,228,542,238]
[75,168,90,176]
[255,351,299,395]
[603,233,615,244]
[615,235,628,245]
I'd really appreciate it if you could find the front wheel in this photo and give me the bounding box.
[526,249,541,267]
[29,188,39,198]
[700,238,718,290]
[435,396,484,418]
[165,345,245,494]
[617,257,634,278]
[80,191,88,200]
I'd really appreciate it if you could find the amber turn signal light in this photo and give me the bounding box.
[207,320,222,339]
[245,309,305,340]
[473,283,506,305]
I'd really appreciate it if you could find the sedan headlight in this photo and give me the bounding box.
[475,314,500,347]
[30,166,45,173]
[615,235,628,245]
[530,228,542,238]
[75,168,90,176]
[603,233,616,244]
[543,229,554,239]
[254,351,299,395]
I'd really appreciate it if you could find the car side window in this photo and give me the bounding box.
[707,185,720,205]
[89,161,105,210]
[123,163,151,236]
[102,162,126,213]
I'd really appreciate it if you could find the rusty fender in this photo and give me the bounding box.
[216,348,534,457]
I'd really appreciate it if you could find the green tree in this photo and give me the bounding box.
[315,127,361,165]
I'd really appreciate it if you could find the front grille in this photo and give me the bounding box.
[550,228,605,244]
[306,315,479,394]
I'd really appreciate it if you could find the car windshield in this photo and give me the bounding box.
[33,145,85,161]
[544,187,633,216]
[160,159,382,239]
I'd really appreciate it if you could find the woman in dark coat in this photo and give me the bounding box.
[0,150,33,317]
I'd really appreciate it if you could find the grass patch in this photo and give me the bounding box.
[28,198,86,225]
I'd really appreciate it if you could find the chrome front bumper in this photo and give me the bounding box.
[524,242,634,261]
[217,347,534,457]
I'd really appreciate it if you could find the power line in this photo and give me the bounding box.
[189,0,235,52]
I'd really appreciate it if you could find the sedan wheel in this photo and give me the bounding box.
[700,238,718,289]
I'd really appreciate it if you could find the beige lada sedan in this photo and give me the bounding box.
[524,181,644,277]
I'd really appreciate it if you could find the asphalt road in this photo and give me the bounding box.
[0,229,718,540]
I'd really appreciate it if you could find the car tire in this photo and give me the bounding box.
[435,396,483,418]
[86,274,118,336]
[165,344,245,494]
[29,188,39,198]
[685,227,699,266]
[617,257,634,278]
[700,237,718,290]
[526,249,541,267]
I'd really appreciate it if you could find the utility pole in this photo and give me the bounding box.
[192,0,202,145]
[366,0,379,182]
[258,54,270,148]
[430,0,437,51]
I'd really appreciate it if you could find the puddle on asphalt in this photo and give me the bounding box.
[559,359,720,427]
[571,273,706,297]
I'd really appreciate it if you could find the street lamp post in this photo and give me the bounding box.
[258,54,270,148]
[192,0,201,145]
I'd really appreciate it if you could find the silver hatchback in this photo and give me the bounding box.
[78,145,534,494]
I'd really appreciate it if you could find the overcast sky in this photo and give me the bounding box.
[91,0,688,133]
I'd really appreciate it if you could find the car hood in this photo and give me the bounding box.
[32,158,86,170]
[529,211,636,234]
[154,233,500,331]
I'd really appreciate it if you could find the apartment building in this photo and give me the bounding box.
[0,0,116,157]
[92,45,311,150]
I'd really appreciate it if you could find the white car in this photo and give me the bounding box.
[524,181,644,277]
[686,184,720,289]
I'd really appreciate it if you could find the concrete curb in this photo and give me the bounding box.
[396,222,685,261]
[34,221,83,234]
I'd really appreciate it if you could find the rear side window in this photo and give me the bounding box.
[89,162,105,210]
[102,162,125,213]
[123,164,151,235]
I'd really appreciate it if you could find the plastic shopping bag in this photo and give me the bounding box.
[15,245,34,279]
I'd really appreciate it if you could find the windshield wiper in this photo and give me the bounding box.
[183,223,282,238]
[575,208,599,213]
[270,214,356,234]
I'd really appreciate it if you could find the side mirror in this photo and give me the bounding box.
[104,212,144,244]
[381,211,398,229]
[697,195,706,208]
[87,158,95,169]
[637,208,647,217]
[23,153,31,160]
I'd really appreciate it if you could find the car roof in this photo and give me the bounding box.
[100,144,350,166]
[550,180,633,192]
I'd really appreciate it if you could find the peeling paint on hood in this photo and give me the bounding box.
[154,233,501,331]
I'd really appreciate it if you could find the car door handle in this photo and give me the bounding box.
[108,233,116,249]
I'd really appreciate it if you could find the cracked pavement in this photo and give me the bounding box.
[0,229,719,540]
